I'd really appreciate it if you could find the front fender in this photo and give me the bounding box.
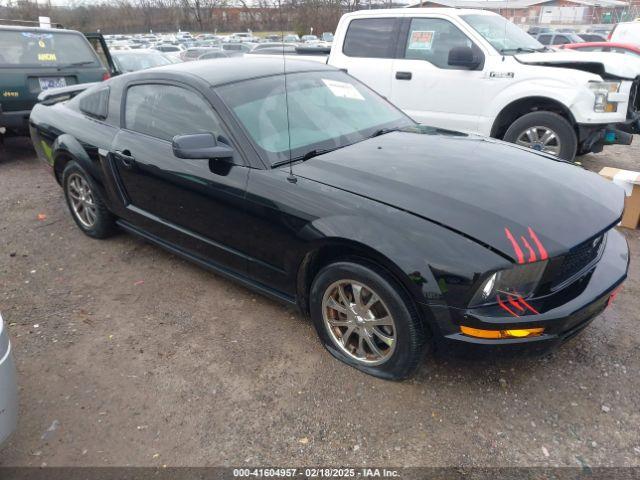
[296,211,510,310]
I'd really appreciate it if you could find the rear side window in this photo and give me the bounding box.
[0,30,99,67]
[125,84,222,142]
[343,18,397,58]
[552,35,570,45]
[79,88,109,119]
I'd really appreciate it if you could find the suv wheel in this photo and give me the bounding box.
[62,161,115,238]
[503,111,577,161]
[309,261,428,380]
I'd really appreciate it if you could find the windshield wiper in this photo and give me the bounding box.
[57,61,95,69]
[368,127,402,138]
[272,148,334,168]
[499,47,537,54]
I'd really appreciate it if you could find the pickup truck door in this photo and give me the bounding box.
[109,82,251,273]
[390,16,489,134]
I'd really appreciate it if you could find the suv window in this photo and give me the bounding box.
[125,84,222,142]
[404,18,480,69]
[0,30,99,67]
[343,18,397,58]
[552,35,570,45]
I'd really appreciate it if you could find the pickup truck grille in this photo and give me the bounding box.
[551,234,605,289]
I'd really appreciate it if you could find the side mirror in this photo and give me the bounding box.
[448,46,482,70]
[172,133,234,161]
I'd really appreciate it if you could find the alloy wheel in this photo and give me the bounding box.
[67,172,97,229]
[515,126,562,156]
[322,280,397,366]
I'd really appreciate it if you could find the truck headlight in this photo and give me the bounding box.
[469,261,547,307]
[589,81,621,113]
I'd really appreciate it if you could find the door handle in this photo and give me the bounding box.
[114,150,135,168]
[395,71,412,80]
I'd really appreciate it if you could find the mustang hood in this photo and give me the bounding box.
[515,50,640,79]
[293,130,624,262]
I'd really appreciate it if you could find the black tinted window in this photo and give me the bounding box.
[553,35,570,45]
[537,34,552,45]
[79,88,109,119]
[125,84,222,142]
[343,18,397,58]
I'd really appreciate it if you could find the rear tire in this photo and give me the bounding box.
[503,111,577,161]
[309,261,429,380]
[62,161,115,239]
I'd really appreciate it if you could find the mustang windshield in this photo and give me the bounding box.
[462,14,545,54]
[217,71,413,165]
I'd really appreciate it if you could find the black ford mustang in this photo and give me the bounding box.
[29,58,629,380]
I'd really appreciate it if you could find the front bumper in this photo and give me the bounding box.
[577,123,634,154]
[425,228,629,355]
[0,313,18,448]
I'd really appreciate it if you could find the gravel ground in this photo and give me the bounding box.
[0,136,639,468]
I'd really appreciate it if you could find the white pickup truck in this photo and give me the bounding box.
[327,8,640,160]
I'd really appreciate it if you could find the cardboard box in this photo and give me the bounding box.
[599,167,640,229]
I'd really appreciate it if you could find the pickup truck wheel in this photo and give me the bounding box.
[62,161,115,239]
[503,112,577,161]
[309,261,429,380]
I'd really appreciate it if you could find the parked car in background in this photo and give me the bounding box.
[283,34,300,42]
[527,26,552,35]
[112,49,172,72]
[0,313,18,448]
[222,43,255,53]
[198,50,242,60]
[610,21,640,44]
[328,8,640,160]
[180,47,220,61]
[578,33,608,42]
[0,24,111,138]
[322,32,334,42]
[29,58,630,379]
[561,42,640,58]
[154,44,183,53]
[228,32,258,43]
[536,31,584,46]
[301,34,319,43]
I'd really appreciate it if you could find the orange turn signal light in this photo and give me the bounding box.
[460,326,545,339]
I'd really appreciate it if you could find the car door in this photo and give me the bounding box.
[390,16,488,133]
[110,81,251,273]
[330,17,401,98]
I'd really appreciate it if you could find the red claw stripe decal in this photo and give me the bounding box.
[497,295,520,317]
[504,227,525,264]
[527,227,548,261]
[504,226,549,264]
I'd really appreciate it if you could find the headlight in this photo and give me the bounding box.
[469,261,547,307]
[589,81,621,113]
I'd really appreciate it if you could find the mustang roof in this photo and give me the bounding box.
[150,57,337,87]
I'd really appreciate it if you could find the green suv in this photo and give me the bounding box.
[0,25,110,137]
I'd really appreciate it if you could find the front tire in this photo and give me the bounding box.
[62,161,115,238]
[503,111,577,161]
[309,261,428,380]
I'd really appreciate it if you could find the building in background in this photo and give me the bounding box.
[405,0,636,25]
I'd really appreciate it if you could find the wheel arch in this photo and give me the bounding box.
[295,238,435,330]
[490,96,577,140]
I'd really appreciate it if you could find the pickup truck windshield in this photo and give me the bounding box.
[217,71,413,166]
[462,15,544,54]
[0,30,100,67]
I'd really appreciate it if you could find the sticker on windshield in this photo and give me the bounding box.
[408,30,435,50]
[322,79,364,101]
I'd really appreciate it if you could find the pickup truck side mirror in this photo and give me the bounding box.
[448,46,482,70]
[172,133,234,161]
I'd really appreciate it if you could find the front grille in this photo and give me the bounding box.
[551,234,605,289]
